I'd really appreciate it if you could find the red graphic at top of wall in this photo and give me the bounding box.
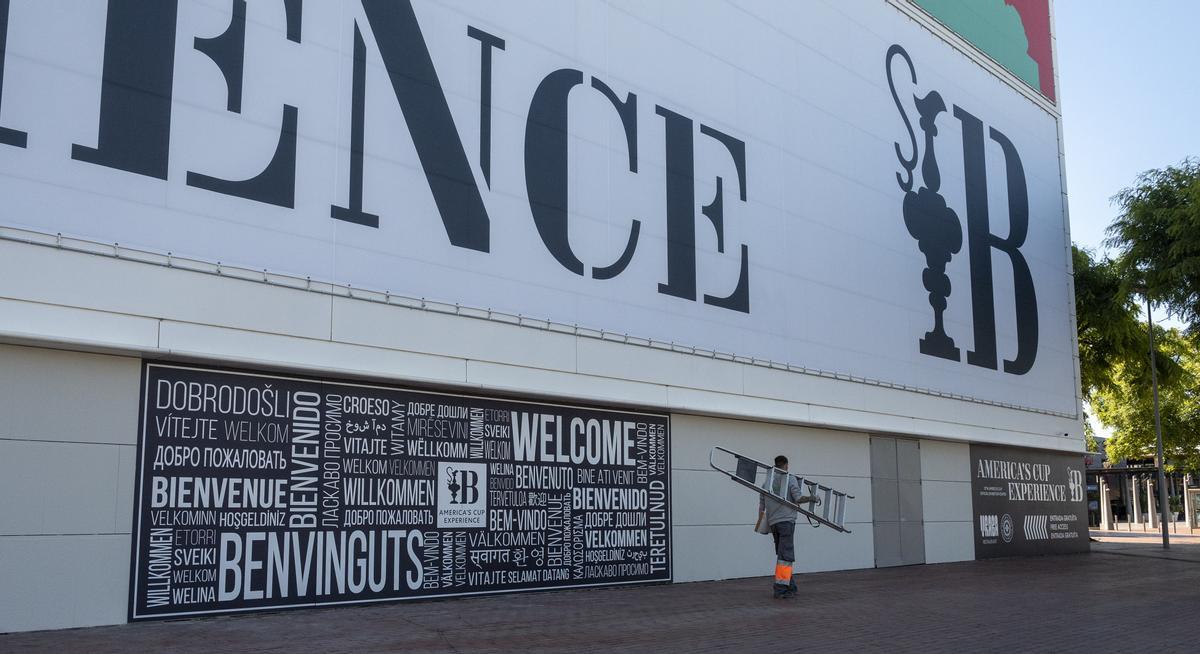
[1005,0,1055,102]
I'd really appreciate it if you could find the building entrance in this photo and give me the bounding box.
[871,436,925,567]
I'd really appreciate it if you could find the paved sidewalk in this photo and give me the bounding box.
[1091,525,1200,545]
[4,538,1196,653]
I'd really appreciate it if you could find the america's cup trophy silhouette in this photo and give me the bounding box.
[904,90,961,360]
[889,43,963,362]
[446,467,461,503]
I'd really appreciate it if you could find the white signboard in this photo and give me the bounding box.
[0,0,1076,414]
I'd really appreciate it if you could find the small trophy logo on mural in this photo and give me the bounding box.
[437,462,487,528]
[1067,468,1084,503]
[446,466,481,505]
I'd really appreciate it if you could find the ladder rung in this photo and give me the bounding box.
[735,457,758,483]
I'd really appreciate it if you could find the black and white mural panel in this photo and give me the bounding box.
[130,363,671,620]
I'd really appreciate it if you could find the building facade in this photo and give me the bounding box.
[0,0,1085,632]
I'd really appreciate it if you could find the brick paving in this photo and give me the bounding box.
[4,536,1197,653]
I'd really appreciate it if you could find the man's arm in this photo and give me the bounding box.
[788,476,809,504]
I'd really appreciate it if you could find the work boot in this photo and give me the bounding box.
[772,583,791,599]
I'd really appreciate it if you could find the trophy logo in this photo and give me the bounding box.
[446,467,462,503]
[445,466,480,505]
[437,462,486,527]
[1067,468,1084,503]
[887,44,962,361]
[886,44,1040,374]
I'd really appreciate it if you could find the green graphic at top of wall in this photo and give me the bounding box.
[913,0,1056,102]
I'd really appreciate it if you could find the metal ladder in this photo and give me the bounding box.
[710,446,855,533]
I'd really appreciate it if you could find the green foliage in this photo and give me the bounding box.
[1083,427,1099,454]
[1093,329,1200,473]
[1072,246,1180,398]
[1087,159,1200,472]
[1073,246,1142,395]
[1105,159,1200,328]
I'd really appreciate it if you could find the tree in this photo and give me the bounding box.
[1074,245,1186,469]
[1092,329,1200,473]
[1083,423,1099,454]
[1072,246,1144,395]
[1105,158,1200,329]
[1093,158,1200,471]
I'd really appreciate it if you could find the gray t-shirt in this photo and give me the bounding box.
[759,472,805,526]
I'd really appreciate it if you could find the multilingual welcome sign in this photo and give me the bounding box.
[130,363,671,620]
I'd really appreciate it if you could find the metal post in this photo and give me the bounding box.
[1131,474,1142,525]
[1099,478,1114,530]
[1146,299,1171,549]
[1147,479,1158,529]
[1186,485,1197,533]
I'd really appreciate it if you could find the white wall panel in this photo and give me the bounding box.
[669,413,871,478]
[333,298,578,374]
[0,440,123,536]
[923,521,975,564]
[0,297,159,351]
[664,386,811,428]
[919,441,974,564]
[0,346,140,633]
[0,535,130,632]
[921,439,972,483]
[158,320,468,385]
[115,444,137,535]
[577,339,744,396]
[0,344,140,445]
[744,363,1081,451]
[465,359,670,409]
[0,240,333,341]
[921,481,973,524]
[673,469,754,527]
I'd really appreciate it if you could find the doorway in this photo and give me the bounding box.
[871,436,925,567]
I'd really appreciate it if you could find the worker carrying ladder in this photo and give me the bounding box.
[709,446,855,533]
[711,446,855,598]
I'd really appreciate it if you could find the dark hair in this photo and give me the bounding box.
[774,455,788,467]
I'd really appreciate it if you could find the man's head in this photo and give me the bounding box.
[774,455,788,471]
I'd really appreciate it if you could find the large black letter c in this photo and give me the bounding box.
[524,69,640,279]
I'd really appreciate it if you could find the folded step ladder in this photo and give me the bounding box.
[709,446,855,533]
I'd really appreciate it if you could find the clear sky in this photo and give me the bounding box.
[1055,0,1200,254]
[1054,2,1200,437]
